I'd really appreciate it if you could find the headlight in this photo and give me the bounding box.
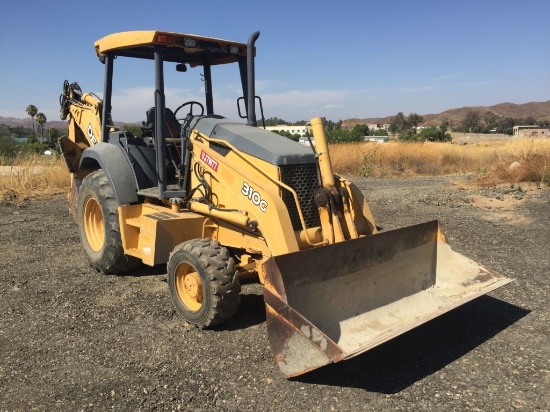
[183,38,197,48]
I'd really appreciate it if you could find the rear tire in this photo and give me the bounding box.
[167,238,241,328]
[77,170,141,274]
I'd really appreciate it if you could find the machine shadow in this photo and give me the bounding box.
[123,264,267,329]
[218,293,267,330]
[295,296,529,393]
[122,264,168,278]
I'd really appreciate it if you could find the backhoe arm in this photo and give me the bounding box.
[59,80,104,180]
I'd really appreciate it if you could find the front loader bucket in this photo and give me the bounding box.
[263,220,512,378]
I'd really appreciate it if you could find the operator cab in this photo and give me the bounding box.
[93,30,263,200]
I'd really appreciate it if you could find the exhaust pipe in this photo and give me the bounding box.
[246,31,260,127]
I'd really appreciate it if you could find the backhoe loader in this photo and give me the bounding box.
[59,30,512,378]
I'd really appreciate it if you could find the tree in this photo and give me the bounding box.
[407,113,424,129]
[484,111,499,130]
[398,129,418,141]
[270,129,299,141]
[26,104,38,136]
[389,112,423,134]
[417,126,451,142]
[36,112,47,138]
[47,128,60,146]
[264,117,289,126]
[323,118,342,131]
[461,111,481,133]
[0,125,21,157]
[525,116,537,125]
[122,124,142,137]
[496,117,515,135]
[389,112,406,134]
[351,124,369,139]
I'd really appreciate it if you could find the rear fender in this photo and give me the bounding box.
[80,143,139,205]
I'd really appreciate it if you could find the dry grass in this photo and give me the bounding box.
[0,155,70,203]
[330,138,550,186]
[1,138,548,204]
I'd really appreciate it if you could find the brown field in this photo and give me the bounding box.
[0,154,69,203]
[1,138,549,203]
[330,138,550,186]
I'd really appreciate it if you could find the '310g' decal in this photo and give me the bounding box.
[241,182,268,213]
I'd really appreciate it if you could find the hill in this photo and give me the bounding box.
[3,100,550,131]
[0,116,67,130]
[0,116,131,131]
[341,100,550,129]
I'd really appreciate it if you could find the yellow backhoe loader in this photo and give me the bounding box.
[59,30,512,378]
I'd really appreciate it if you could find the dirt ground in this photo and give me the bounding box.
[1,176,548,411]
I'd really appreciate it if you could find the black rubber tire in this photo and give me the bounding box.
[77,170,141,274]
[167,238,241,328]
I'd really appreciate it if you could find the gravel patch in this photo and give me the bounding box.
[1,175,548,411]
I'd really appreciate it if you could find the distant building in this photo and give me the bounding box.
[366,123,390,131]
[265,125,309,137]
[364,136,389,143]
[298,137,315,147]
[513,125,549,137]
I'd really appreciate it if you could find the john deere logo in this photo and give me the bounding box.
[87,124,98,145]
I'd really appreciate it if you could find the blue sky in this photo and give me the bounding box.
[1,0,549,123]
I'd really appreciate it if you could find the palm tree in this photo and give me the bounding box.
[26,104,38,136]
[36,112,47,139]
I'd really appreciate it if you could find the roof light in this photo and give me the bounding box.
[183,38,197,48]
[229,45,240,55]
[156,34,175,44]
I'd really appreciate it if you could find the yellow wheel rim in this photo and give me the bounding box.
[175,263,203,312]
[84,197,105,252]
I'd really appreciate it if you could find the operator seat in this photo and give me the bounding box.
[141,107,184,175]
[141,107,182,145]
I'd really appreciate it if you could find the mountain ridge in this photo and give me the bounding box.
[2,100,549,131]
[341,100,550,129]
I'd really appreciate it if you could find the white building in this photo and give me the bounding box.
[366,123,390,131]
[265,125,309,137]
[364,136,389,143]
[298,137,315,147]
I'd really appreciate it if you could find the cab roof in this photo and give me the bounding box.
[94,30,250,67]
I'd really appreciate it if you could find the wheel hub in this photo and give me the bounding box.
[184,272,202,298]
[83,197,105,252]
[175,264,203,312]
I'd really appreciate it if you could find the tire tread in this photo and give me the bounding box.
[168,238,240,328]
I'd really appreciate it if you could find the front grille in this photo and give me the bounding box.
[280,164,321,231]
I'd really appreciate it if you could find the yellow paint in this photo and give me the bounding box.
[118,204,208,266]
[94,31,249,66]
[310,117,335,188]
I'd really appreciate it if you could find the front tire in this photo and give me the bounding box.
[167,238,241,328]
[77,170,141,274]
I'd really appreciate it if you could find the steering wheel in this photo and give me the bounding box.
[174,101,205,138]
[174,101,204,119]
